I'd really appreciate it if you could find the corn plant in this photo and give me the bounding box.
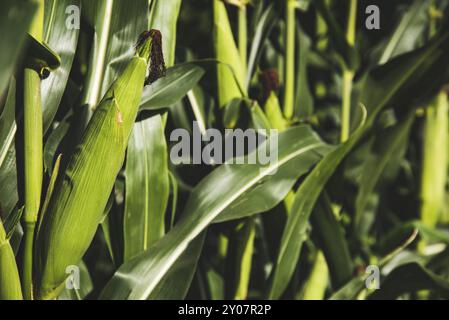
[2,0,449,301]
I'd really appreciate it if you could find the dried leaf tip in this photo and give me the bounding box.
[135,29,166,85]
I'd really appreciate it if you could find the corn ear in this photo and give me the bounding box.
[0,219,23,300]
[35,31,158,299]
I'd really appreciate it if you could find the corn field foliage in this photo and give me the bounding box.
[2,0,449,300]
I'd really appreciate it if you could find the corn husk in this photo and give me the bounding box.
[35,32,157,299]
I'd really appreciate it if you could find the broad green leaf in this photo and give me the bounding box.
[298,251,328,300]
[223,98,242,128]
[24,33,61,72]
[0,78,19,221]
[140,63,205,110]
[100,125,329,299]
[353,112,415,236]
[81,0,148,111]
[43,114,71,172]
[187,86,207,134]
[379,0,431,64]
[3,207,23,240]
[0,78,17,171]
[41,0,81,132]
[205,266,225,300]
[124,115,169,261]
[148,233,205,300]
[329,275,365,300]
[43,80,81,172]
[0,0,37,95]
[0,148,19,223]
[311,194,353,289]
[100,0,148,95]
[250,101,272,131]
[214,128,331,223]
[246,3,276,86]
[148,0,182,67]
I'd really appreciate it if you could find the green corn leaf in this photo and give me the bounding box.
[379,0,431,64]
[298,251,328,300]
[81,0,148,112]
[148,233,205,300]
[0,0,37,95]
[148,0,182,67]
[311,194,353,290]
[24,33,61,74]
[41,0,80,132]
[140,63,205,110]
[246,3,276,86]
[0,78,19,219]
[4,207,24,240]
[0,147,19,224]
[100,125,329,299]
[328,275,365,300]
[124,114,169,261]
[250,101,272,131]
[356,114,414,236]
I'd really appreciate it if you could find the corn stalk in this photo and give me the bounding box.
[341,0,357,142]
[22,0,44,300]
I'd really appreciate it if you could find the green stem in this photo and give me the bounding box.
[421,92,449,228]
[419,1,446,237]
[315,0,330,99]
[341,71,354,142]
[22,222,36,300]
[346,0,357,47]
[341,0,357,142]
[81,0,114,119]
[283,0,295,119]
[238,4,247,76]
[22,0,44,300]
